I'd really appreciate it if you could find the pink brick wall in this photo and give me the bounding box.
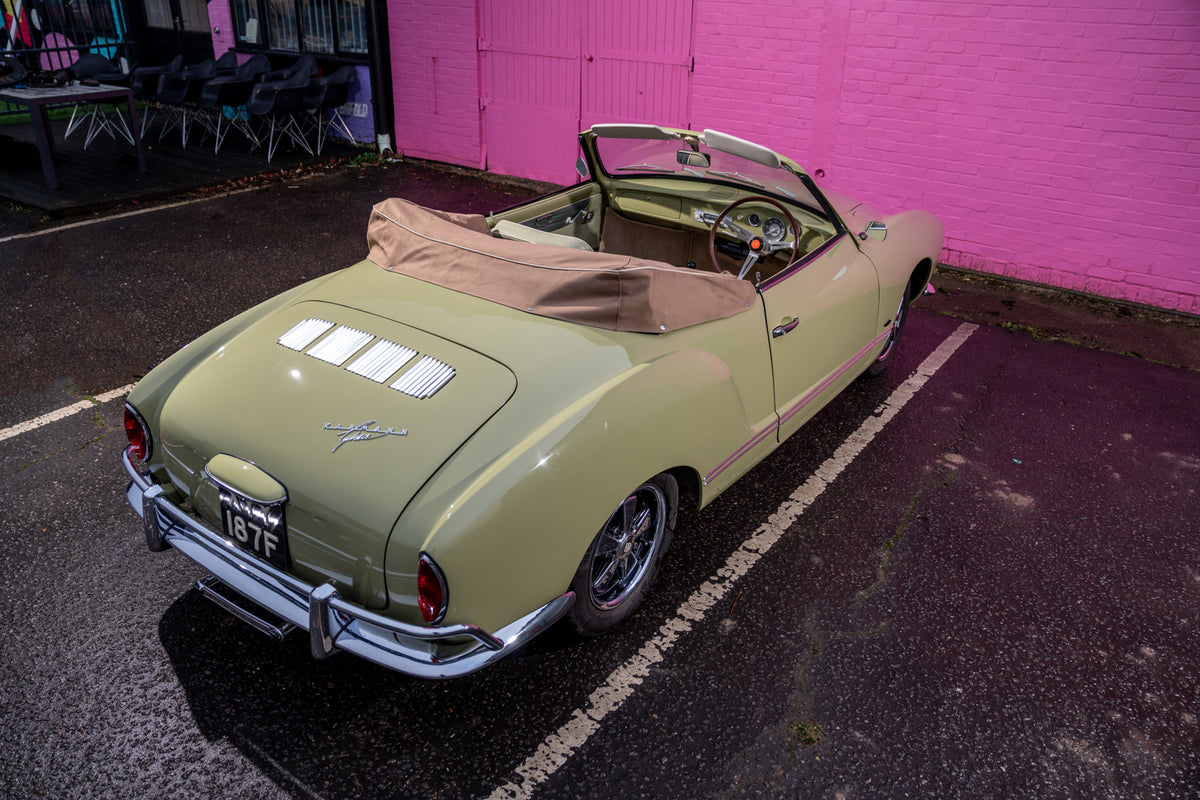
[386,0,1200,314]
[209,4,234,57]
[388,0,482,167]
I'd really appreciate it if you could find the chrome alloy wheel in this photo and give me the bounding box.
[587,483,668,610]
[877,287,907,363]
[867,280,912,377]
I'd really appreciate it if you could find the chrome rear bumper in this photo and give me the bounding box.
[123,446,572,678]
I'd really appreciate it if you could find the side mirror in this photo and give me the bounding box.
[676,150,710,168]
[859,221,887,242]
[576,157,589,179]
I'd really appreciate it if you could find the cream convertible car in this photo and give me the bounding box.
[123,125,942,678]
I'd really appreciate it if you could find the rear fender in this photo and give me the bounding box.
[385,348,764,633]
[127,275,335,478]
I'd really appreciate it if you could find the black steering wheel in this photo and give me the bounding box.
[707,195,802,279]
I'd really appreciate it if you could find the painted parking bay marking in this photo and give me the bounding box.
[0,384,134,443]
[486,322,979,800]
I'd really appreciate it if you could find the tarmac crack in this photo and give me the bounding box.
[714,608,825,800]
[1,410,117,479]
[1,456,49,479]
[855,477,937,604]
[856,353,1002,606]
[713,338,1001,799]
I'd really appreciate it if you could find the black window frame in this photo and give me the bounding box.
[229,0,370,61]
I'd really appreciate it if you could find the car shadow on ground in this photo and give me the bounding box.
[156,589,600,798]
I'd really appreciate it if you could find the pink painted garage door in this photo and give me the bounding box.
[480,0,693,184]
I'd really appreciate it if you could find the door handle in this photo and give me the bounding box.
[772,317,799,338]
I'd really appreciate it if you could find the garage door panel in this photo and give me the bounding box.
[480,0,580,182]
[480,0,693,183]
[582,60,691,127]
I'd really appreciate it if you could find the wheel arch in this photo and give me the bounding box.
[869,209,943,305]
[908,257,936,301]
[389,346,762,633]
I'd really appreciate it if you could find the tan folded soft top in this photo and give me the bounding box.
[366,198,757,334]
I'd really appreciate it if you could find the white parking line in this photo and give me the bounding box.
[0,384,134,443]
[485,322,978,800]
[0,186,260,245]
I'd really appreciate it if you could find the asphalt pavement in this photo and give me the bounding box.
[1,158,1198,799]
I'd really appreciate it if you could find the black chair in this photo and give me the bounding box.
[261,53,316,85]
[64,53,133,146]
[155,58,217,146]
[192,54,269,152]
[129,55,182,135]
[245,68,313,161]
[258,55,319,143]
[302,65,357,154]
[69,52,126,82]
[215,49,240,76]
[130,55,182,98]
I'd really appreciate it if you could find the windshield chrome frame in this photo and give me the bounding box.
[587,127,838,226]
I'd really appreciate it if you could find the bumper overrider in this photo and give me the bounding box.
[123,446,573,678]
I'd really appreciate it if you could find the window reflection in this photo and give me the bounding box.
[266,0,298,51]
[177,0,209,31]
[233,0,368,56]
[337,0,367,54]
[232,0,259,44]
[301,0,333,53]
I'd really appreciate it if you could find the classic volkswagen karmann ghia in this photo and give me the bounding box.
[122,124,943,678]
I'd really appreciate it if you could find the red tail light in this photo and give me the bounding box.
[417,554,448,625]
[124,404,151,461]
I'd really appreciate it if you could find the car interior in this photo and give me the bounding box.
[485,179,838,286]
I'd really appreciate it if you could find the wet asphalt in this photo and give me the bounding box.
[0,159,1198,799]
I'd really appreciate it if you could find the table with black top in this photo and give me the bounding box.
[0,82,147,189]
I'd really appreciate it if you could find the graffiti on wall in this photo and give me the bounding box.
[2,0,129,72]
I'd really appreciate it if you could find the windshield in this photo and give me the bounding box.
[593,133,825,213]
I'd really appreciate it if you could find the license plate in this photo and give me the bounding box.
[218,489,289,569]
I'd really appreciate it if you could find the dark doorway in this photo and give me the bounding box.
[136,0,212,65]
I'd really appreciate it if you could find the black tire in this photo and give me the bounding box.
[567,473,678,635]
[866,280,912,377]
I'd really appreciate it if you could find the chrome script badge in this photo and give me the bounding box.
[323,420,408,453]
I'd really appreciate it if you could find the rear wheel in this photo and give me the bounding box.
[866,280,912,377]
[567,473,678,635]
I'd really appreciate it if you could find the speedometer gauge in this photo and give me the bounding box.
[762,217,787,242]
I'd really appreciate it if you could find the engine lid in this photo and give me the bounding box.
[158,300,517,608]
